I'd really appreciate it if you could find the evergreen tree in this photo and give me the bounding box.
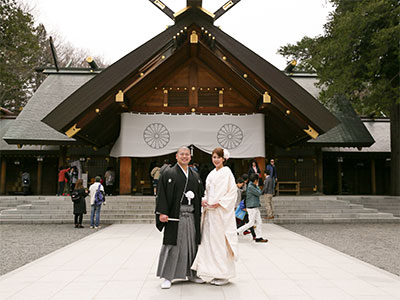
[279,0,400,195]
[0,0,46,112]
[0,1,107,113]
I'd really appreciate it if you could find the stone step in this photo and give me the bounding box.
[264,218,400,224]
[2,217,399,225]
[1,195,399,224]
[0,213,156,219]
[274,212,395,219]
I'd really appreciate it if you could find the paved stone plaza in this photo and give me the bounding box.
[0,224,399,300]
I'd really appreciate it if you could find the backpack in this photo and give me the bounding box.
[71,190,80,202]
[94,184,104,205]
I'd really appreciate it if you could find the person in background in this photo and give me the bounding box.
[104,167,115,196]
[150,164,161,196]
[248,160,260,179]
[72,179,87,228]
[236,174,256,239]
[159,159,170,178]
[235,177,245,208]
[58,166,70,196]
[70,166,79,192]
[89,176,105,229]
[262,169,274,219]
[266,159,278,194]
[190,163,199,173]
[237,173,268,243]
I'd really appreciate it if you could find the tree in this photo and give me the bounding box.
[0,0,45,111]
[279,0,400,195]
[0,1,107,113]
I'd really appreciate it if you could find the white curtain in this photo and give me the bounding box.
[110,113,265,158]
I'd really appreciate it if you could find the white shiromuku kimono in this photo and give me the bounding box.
[191,166,238,280]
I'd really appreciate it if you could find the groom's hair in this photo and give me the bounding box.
[177,146,190,154]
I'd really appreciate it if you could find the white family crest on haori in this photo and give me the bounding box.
[185,190,195,205]
[110,113,265,158]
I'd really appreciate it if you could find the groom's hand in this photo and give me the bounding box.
[159,214,168,222]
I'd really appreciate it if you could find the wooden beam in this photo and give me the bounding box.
[37,160,43,195]
[338,160,342,195]
[255,157,265,184]
[129,106,254,114]
[214,0,241,20]
[193,57,255,107]
[218,90,224,107]
[317,149,323,193]
[371,159,376,195]
[120,157,132,195]
[0,159,6,195]
[187,0,202,7]
[148,0,175,20]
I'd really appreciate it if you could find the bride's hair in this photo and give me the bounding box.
[212,147,226,165]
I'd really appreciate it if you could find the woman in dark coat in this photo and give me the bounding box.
[72,179,87,228]
[248,160,260,179]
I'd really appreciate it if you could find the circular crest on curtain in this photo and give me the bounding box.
[143,123,170,149]
[217,123,243,149]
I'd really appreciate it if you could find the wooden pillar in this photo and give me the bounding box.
[0,159,6,195]
[371,159,376,195]
[317,149,324,193]
[255,157,265,182]
[120,157,132,195]
[58,146,66,168]
[338,161,342,195]
[37,159,43,195]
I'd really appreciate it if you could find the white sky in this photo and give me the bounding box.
[19,0,333,70]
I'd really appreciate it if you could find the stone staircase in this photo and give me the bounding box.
[0,195,399,224]
[338,196,400,217]
[0,196,38,212]
[262,196,400,224]
[0,196,155,225]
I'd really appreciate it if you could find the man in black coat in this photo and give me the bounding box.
[155,147,204,289]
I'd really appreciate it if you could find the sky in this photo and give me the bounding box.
[19,0,333,70]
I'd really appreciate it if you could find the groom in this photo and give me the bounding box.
[155,147,204,289]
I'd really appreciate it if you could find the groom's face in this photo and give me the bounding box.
[176,148,191,167]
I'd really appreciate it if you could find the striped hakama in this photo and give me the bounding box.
[156,205,198,281]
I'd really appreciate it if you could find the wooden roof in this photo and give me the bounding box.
[42,7,339,148]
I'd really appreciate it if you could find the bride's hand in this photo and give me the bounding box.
[201,199,208,207]
[207,203,220,209]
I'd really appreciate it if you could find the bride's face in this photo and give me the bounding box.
[212,153,224,169]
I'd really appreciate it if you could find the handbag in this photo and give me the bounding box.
[235,200,246,220]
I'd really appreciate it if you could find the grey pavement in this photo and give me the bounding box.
[0,225,96,275]
[282,224,400,276]
[0,224,399,300]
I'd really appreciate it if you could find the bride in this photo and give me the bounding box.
[191,147,238,286]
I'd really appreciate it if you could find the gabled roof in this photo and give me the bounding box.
[323,119,388,152]
[0,119,59,151]
[4,73,95,145]
[308,95,375,147]
[41,7,338,147]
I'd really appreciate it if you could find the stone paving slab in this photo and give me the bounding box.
[0,224,399,300]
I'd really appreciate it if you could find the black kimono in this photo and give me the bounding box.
[155,164,203,245]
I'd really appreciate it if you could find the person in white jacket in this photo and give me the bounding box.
[89,176,105,229]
